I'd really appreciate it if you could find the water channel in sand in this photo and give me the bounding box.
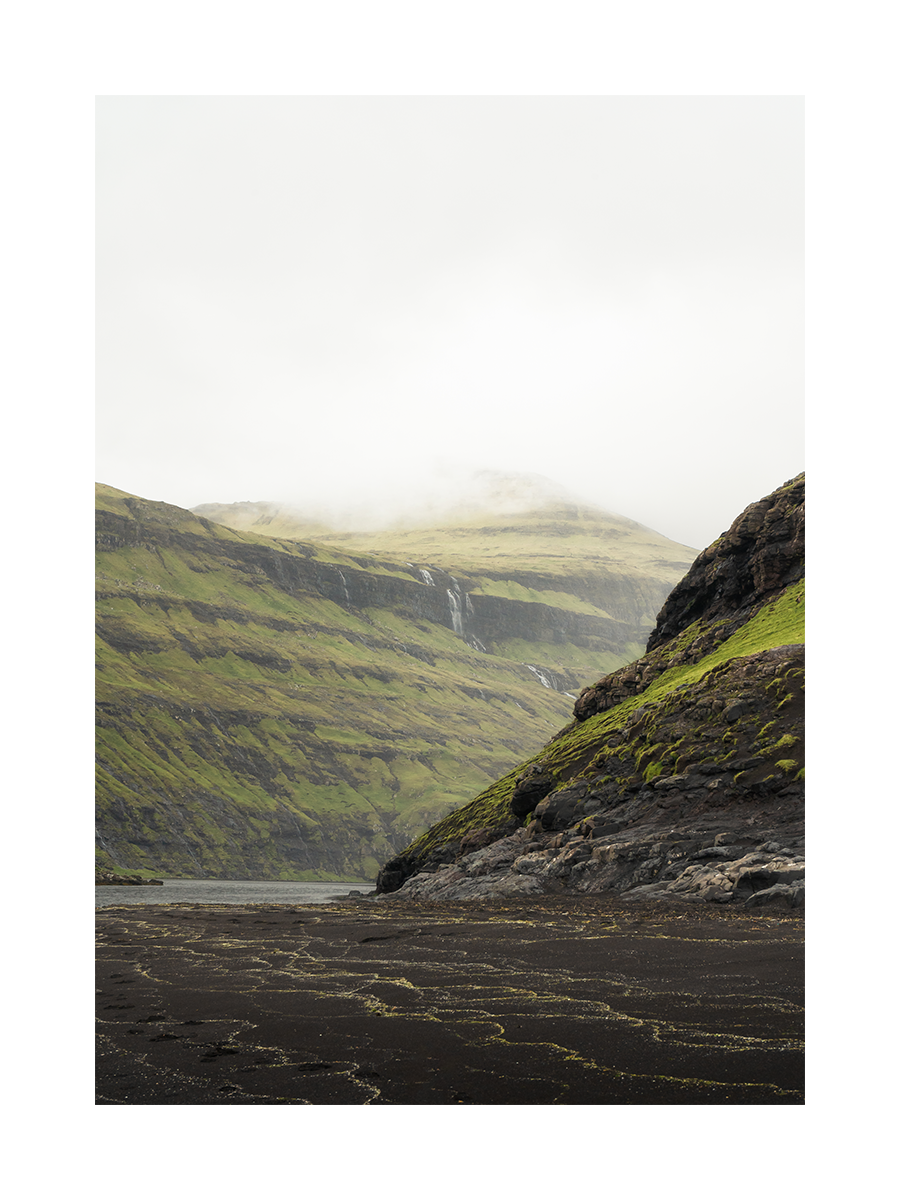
[95,878,372,907]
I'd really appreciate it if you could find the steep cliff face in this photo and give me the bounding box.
[647,473,805,650]
[96,482,692,880]
[192,488,696,672]
[375,475,805,908]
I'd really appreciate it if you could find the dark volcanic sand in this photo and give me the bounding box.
[96,895,804,1105]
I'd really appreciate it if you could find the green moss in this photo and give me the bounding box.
[635,744,665,776]
[772,734,798,750]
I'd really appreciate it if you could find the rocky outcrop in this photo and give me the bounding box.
[384,827,804,910]
[376,475,805,909]
[95,869,163,886]
[647,473,804,650]
[573,475,804,722]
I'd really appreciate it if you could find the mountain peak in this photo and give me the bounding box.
[192,468,620,535]
[436,469,575,517]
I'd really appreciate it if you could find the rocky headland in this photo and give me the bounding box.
[375,475,805,910]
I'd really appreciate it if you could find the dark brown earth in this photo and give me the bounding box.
[96,896,803,1105]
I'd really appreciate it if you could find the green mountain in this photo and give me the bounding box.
[95,480,695,881]
[375,474,805,908]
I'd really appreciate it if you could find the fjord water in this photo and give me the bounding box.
[95,879,371,907]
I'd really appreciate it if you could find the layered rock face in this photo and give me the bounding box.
[376,475,805,909]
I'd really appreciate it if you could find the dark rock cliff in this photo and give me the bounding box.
[647,473,804,651]
[574,474,804,722]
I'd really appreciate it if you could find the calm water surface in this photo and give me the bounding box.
[95,878,373,908]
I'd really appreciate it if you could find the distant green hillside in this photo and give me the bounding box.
[193,495,696,662]
[97,483,695,881]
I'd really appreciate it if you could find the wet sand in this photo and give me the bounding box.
[96,895,803,1104]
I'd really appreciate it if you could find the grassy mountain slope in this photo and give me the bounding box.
[96,482,694,881]
[194,490,696,678]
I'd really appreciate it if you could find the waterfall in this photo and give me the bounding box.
[418,564,479,645]
[446,588,464,634]
[337,571,351,605]
[524,664,555,690]
[445,576,484,649]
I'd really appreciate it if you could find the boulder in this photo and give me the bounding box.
[667,864,735,902]
[458,835,522,877]
[544,841,593,878]
[724,701,751,722]
[744,881,805,909]
[652,774,692,790]
[513,852,552,876]
[510,763,557,818]
[533,783,588,831]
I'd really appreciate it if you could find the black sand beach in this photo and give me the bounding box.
[96,895,803,1104]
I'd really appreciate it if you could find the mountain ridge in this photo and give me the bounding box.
[191,468,676,540]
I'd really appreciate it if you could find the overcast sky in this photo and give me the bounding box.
[96,96,803,549]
